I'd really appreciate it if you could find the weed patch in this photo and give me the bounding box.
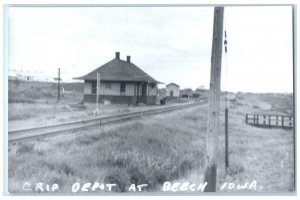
[16,143,35,155]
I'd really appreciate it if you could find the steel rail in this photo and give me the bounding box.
[9,101,207,142]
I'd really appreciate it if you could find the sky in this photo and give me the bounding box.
[7,6,293,93]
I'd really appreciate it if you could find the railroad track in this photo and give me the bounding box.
[8,101,207,142]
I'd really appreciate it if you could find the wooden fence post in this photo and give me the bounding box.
[225,108,229,170]
[246,114,248,124]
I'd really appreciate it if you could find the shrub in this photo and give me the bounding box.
[16,143,35,155]
[227,164,245,176]
[127,166,148,185]
[104,169,131,192]
[252,105,260,109]
[57,162,75,176]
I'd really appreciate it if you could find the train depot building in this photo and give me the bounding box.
[74,52,161,105]
[166,83,180,98]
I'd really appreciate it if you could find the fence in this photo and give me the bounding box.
[246,114,294,129]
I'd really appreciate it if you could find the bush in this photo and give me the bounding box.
[227,165,245,176]
[252,105,260,109]
[104,169,131,192]
[16,143,35,155]
[57,162,74,176]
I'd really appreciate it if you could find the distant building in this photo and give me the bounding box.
[198,85,206,90]
[9,69,52,82]
[166,83,180,98]
[180,90,201,98]
[74,52,161,105]
[16,74,35,81]
[226,93,237,102]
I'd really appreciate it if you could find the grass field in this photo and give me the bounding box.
[8,80,84,104]
[8,80,86,128]
[8,92,294,193]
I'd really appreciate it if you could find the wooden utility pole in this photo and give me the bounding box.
[57,68,60,102]
[204,7,224,192]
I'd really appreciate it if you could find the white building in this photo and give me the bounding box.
[166,83,180,98]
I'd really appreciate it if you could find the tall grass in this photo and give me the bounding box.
[9,80,84,104]
[8,105,208,193]
[8,93,294,193]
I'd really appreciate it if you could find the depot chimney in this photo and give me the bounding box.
[127,56,131,63]
[115,52,120,60]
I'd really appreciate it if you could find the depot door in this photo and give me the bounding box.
[142,83,147,96]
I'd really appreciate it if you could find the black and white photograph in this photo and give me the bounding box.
[4,3,295,195]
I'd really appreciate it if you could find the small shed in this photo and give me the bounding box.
[166,83,180,98]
